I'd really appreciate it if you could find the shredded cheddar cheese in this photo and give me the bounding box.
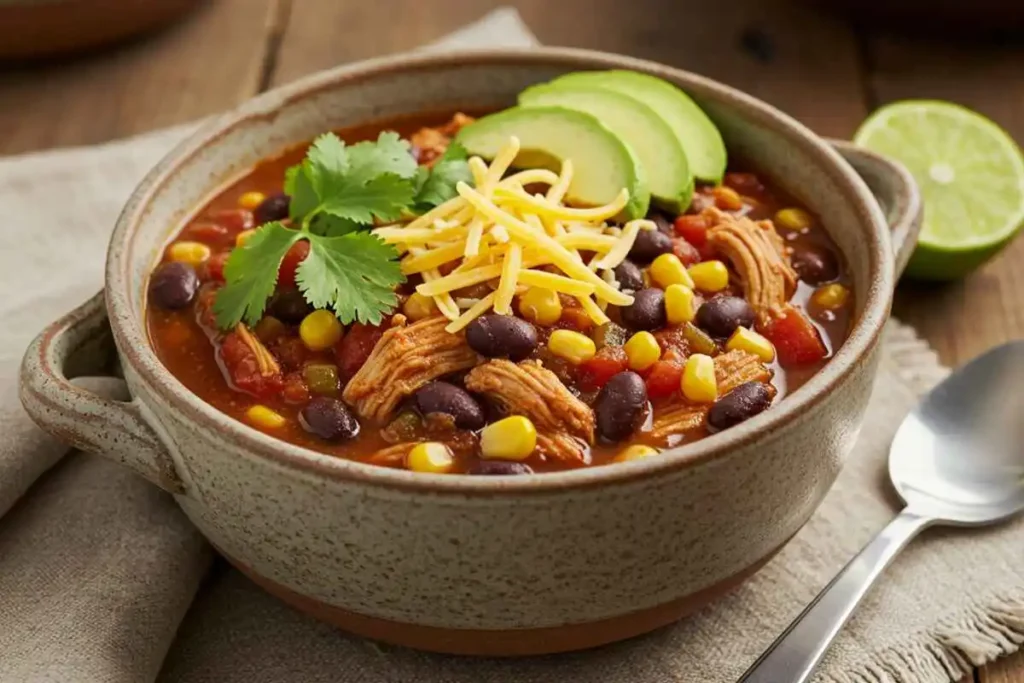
[372,136,638,334]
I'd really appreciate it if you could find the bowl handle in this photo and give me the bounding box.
[19,291,184,494]
[829,139,923,279]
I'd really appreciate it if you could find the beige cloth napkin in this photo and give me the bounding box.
[0,8,1020,683]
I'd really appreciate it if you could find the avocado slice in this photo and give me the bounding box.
[551,70,727,184]
[519,83,693,212]
[455,106,650,220]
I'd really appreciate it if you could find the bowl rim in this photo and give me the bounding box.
[106,46,892,496]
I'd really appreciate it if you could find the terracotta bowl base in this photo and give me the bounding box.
[224,541,785,656]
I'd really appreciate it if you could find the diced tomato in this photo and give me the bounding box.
[555,307,594,333]
[281,372,311,404]
[723,172,765,197]
[218,331,284,398]
[645,351,685,399]
[336,322,386,379]
[674,214,710,248]
[278,241,310,289]
[653,327,690,358]
[204,251,230,283]
[185,222,230,244]
[273,337,308,373]
[210,208,254,233]
[761,307,828,367]
[194,285,219,330]
[578,347,628,391]
[671,237,701,266]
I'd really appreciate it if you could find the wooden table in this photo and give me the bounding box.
[1,0,1020,680]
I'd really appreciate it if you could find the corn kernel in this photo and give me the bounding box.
[665,284,696,324]
[299,309,344,352]
[774,207,814,232]
[480,416,537,461]
[712,186,743,211]
[167,241,211,267]
[613,444,660,463]
[649,253,695,289]
[624,331,661,371]
[681,353,718,403]
[403,292,438,321]
[235,229,256,247]
[519,287,563,325]
[811,283,850,310]
[548,329,596,364]
[727,326,776,363]
[238,191,267,211]
[688,260,729,292]
[245,405,286,430]
[406,442,456,474]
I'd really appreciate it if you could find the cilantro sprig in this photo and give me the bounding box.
[212,131,472,330]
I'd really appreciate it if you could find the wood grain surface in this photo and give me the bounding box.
[0,0,1019,679]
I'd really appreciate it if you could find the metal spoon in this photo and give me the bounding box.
[739,341,1024,683]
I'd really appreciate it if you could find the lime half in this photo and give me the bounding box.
[854,100,1024,280]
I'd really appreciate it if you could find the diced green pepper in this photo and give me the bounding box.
[303,363,340,396]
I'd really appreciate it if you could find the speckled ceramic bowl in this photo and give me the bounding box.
[20,48,921,656]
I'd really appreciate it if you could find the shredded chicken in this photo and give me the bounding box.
[704,207,797,323]
[367,443,415,467]
[235,323,280,376]
[464,359,594,462]
[714,349,773,394]
[342,316,478,422]
[409,112,475,166]
[649,350,773,440]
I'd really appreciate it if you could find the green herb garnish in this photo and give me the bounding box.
[212,131,472,330]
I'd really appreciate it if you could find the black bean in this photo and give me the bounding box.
[648,211,675,234]
[595,371,648,442]
[707,382,773,433]
[628,228,674,264]
[254,192,291,225]
[300,397,360,441]
[465,315,538,361]
[695,296,756,338]
[620,288,667,331]
[791,244,839,285]
[468,461,534,475]
[613,259,644,292]
[414,381,485,430]
[149,262,199,310]
[268,289,313,324]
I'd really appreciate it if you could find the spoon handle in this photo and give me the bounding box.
[738,509,934,683]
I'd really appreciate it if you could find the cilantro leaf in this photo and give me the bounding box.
[285,163,318,220]
[439,140,469,163]
[410,142,474,211]
[308,214,362,237]
[305,133,350,199]
[414,157,473,209]
[212,222,302,329]
[295,232,404,325]
[346,131,417,181]
[318,173,417,224]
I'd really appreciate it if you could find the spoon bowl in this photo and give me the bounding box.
[889,341,1024,525]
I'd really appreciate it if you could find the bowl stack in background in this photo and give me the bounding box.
[0,0,204,59]
[814,0,1024,35]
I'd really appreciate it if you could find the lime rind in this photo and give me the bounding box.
[854,100,1024,254]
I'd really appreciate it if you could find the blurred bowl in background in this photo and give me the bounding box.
[0,0,204,60]
[813,0,1024,35]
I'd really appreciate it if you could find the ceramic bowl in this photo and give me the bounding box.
[0,0,202,59]
[19,48,921,656]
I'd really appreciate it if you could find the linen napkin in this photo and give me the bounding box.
[0,8,1020,683]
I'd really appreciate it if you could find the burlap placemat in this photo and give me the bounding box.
[0,9,1020,683]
